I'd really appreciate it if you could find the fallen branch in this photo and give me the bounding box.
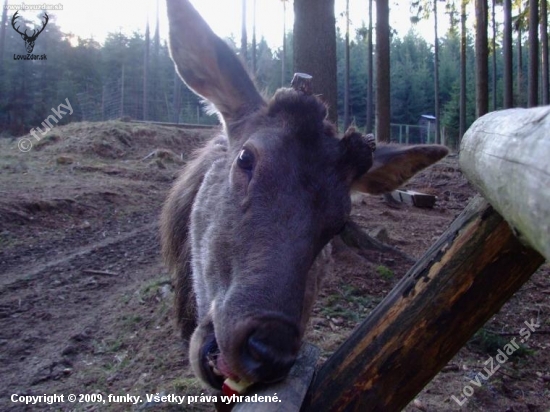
[141,150,158,161]
[82,269,118,277]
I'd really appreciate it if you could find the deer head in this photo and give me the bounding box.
[12,11,49,54]
[162,0,449,392]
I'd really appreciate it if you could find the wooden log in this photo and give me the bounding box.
[303,196,544,412]
[227,343,319,412]
[459,106,550,260]
[390,189,437,208]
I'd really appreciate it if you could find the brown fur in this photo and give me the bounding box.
[161,135,227,340]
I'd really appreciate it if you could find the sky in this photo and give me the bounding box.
[5,0,449,48]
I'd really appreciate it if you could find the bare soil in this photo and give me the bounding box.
[0,121,548,411]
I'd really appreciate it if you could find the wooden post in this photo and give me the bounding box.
[303,196,544,412]
[229,343,319,412]
[460,106,550,260]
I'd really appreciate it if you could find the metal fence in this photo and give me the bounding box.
[390,123,437,144]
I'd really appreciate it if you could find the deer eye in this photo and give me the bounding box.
[237,149,255,172]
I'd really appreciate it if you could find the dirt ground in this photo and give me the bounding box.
[0,120,548,411]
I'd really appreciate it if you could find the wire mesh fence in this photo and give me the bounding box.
[75,74,219,125]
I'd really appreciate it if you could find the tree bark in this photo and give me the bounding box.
[503,0,513,108]
[459,0,467,140]
[252,0,257,75]
[366,0,374,134]
[0,0,8,75]
[475,0,489,117]
[172,70,182,123]
[541,0,549,105]
[282,0,287,86]
[344,0,351,131]
[376,0,391,142]
[241,0,248,64]
[434,0,441,144]
[517,3,523,106]
[143,20,150,121]
[491,0,497,110]
[294,0,338,124]
[528,0,539,107]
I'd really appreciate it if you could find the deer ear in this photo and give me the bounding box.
[352,145,449,195]
[166,0,264,122]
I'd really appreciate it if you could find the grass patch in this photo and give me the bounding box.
[468,328,534,358]
[138,277,172,302]
[321,284,374,323]
[376,265,394,280]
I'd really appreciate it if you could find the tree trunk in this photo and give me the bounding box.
[503,0,513,108]
[143,21,150,121]
[541,0,549,105]
[475,0,489,117]
[344,0,351,130]
[491,0,497,110]
[282,0,287,86]
[517,3,523,106]
[434,0,441,144]
[459,0,467,140]
[241,0,248,64]
[294,0,338,125]
[172,71,182,123]
[0,0,8,75]
[376,0,391,142]
[528,0,539,107]
[252,0,257,75]
[366,0,374,134]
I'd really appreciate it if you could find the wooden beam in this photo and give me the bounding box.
[228,343,319,412]
[303,196,544,412]
[459,107,550,260]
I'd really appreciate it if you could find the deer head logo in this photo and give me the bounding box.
[11,11,49,54]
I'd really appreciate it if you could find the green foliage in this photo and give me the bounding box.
[0,7,523,140]
[468,328,533,358]
[321,284,375,323]
[376,265,394,279]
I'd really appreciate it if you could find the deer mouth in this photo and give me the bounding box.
[198,331,244,390]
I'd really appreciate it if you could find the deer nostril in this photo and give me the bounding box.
[247,335,272,363]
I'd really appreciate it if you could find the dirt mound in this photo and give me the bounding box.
[0,121,213,228]
[28,120,214,160]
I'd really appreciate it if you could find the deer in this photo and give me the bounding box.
[161,0,448,394]
[11,11,49,54]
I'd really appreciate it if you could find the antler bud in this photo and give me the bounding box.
[291,73,313,95]
[364,133,376,152]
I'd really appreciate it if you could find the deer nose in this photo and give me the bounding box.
[241,317,300,383]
